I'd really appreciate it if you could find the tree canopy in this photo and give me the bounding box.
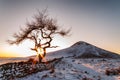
[8,9,71,62]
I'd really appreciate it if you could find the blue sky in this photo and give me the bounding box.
[0,0,120,57]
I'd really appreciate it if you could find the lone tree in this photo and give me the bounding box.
[8,10,70,63]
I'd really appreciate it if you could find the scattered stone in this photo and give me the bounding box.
[0,57,62,80]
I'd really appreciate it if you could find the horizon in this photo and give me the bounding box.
[0,0,120,57]
[0,40,119,57]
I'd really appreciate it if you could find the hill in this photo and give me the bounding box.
[46,41,120,60]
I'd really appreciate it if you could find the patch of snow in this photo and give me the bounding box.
[16,57,120,80]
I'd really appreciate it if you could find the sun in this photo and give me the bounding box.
[36,47,48,62]
[37,47,44,57]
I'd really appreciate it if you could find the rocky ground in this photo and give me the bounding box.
[0,57,119,80]
[0,58,62,80]
[16,57,120,80]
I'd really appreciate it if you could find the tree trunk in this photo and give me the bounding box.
[37,48,46,63]
[43,48,46,57]
[38,54,42,63]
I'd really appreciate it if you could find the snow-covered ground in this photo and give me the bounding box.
[16,57,120,80]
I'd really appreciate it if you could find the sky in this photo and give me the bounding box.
[0,0,120,57]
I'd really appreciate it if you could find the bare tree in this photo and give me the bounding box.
[8,10,70,63]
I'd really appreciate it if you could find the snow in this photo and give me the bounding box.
[46,41,120,59]
[15,57,120,80]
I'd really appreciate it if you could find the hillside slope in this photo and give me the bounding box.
[16,57,120,80]
[46,41,120,60]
